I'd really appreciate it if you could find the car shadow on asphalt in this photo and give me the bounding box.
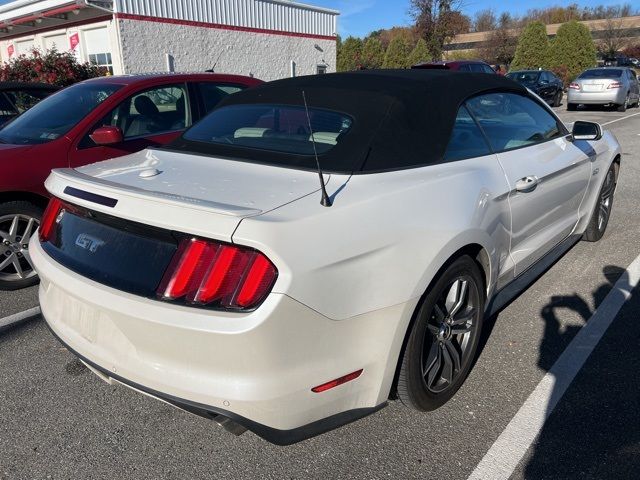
[522,265,640,479]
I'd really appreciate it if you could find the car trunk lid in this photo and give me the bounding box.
[45,148,327,243]
[41,148,326,298]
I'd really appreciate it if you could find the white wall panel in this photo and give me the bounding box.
[117,17,337,80]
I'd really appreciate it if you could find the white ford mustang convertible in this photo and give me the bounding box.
[31,70,621,444]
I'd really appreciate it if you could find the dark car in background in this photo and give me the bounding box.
[0,82,58,125]
[412,60,496,74]
[506,70,564,107]
[0,72,262,290]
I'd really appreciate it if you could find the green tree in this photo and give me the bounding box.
[361,36,385,69]
[337,36,363,72]
[382,36,412,69]
[408,38,431,65]
[549,20,596,84]
[511,21,550,70]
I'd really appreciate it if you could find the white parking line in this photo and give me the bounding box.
[467,253,640,480]
[0,306,41,329]
[602,111,640,126]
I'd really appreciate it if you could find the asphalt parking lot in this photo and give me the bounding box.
[1,105,640,480]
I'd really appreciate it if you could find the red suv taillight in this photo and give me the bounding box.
[157,237,278,311]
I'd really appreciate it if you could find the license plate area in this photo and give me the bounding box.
[582,84,603,92]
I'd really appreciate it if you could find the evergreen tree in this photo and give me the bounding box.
[382,36,412,69]
[361,36,385,69]
[408,38,432,65]
[337,36,363,72]
[511,21,550,70]
[549,20,597,83]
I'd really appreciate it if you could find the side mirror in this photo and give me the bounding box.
[90,125,123,146]
[572,121,602,141]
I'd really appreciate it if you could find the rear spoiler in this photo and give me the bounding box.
[46,168,262,218]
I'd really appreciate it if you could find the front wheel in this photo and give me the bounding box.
[552,90,562,107]
[0,201,43,290]
[583,163,617,242]
[397,255,485,411]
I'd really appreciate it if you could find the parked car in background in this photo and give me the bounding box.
[0,82,58,125]
[0,72,262,290]
[506,70,564,107]
[33,70,620,444]
[412,60,496,74]
[567,67,639,111]
[603,56,635,68]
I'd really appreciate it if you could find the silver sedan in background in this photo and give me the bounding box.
[567,67,640,112]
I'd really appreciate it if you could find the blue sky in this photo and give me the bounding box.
[0,0,628,38]
[309,0,631,37]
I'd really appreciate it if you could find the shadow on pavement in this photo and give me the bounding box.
[523,265,640,479]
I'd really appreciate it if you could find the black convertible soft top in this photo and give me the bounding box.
[173,69,528,173]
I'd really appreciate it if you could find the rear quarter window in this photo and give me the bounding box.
[198,83,245,114]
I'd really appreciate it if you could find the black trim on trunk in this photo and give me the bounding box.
[63,186,118,208]
[44,320,386,446]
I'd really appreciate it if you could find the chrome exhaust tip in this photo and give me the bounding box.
[212,414,248,436]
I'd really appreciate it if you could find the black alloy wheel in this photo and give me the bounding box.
[584,163,617,242]
[397,255,484,411]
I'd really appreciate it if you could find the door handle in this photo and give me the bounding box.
[515,176,539,193]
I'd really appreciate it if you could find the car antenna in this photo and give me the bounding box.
[302,90,332,207]
[207,50,225,73]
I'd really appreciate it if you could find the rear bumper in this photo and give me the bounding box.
[32,236,414,443]
[567,89,626,105]
[45,323,385,445]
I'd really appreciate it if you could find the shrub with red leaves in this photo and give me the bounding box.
[550,64,570,87]
[0,47,107,87]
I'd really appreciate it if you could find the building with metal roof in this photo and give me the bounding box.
[0,0,339,80]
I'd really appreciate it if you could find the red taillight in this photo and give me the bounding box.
[158,237,277,311]
[607,81,622,89]
[236,254,278,307]
[569,82,580,90]
[157,239,218,300]
[39,197,63,242]
[311,369,364,393]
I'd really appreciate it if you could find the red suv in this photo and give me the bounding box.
[412,60,496,74]
[0,73,262,290]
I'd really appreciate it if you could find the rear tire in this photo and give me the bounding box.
[552,90,562,107]
[617,94,629,112]
[397,255,485,411]
[567,103,577,111]
[0,201,42,291]
[583,163,617,242]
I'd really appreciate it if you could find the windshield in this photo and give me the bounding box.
[0,83,122,145]
[506,72,540,83]
[579,69,623,79]
[182,104,353,156]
